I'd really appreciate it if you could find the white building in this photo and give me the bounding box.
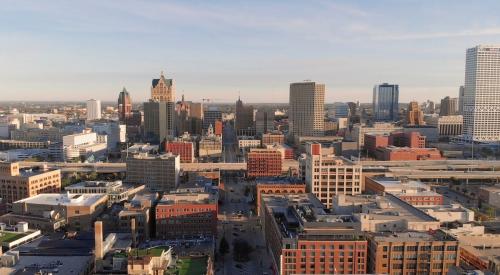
[304,142,362,208]
[289,81,325,142]
[238,138,261,152]
[91,122,126,150]
[62,131,107,161]
[463,45,500,142]
[425,115,463,137]
[86,99,102,121]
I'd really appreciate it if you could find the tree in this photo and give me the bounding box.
[233,239,253,262]
[219,236,229,255]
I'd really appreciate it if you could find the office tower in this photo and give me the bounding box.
[86,99,101,121]
[440,96,459,116]
[255,109,274,135]
[203,108,222,131]
[235,97,254,135]
[406,101,425,126]
[373,83,399,121]
[458,85,465,115]
[289,81,325,141]
[331,102,350,118]
[125,153,180,192]
[143,101,174,143]
[463,45,500,142]
[117,87,132,122]
[175,95,191,135]
[304,143,362,208]
[189,102,203,135]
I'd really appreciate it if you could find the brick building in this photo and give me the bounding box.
[255,178,305,215]
[368,231,459,274]
[375,146,444,161]
[166,141,194,163]
[364,131,425,156]
[247,149,282,178]
[156,192,217,238]
[261,193,368,275]
[261,132,285,146]
[0,162,61,204]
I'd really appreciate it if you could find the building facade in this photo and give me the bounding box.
[463,45,500,142]
[289,81,325,141]
[86,99,101,121]
[440,96,459,116]
[373,83,399,121]
[406,101,425,126]
[118,87,132,122]
[304,143,362,208]
[247,149,282,178]
[125,153,180,192]
[166,141,194,163]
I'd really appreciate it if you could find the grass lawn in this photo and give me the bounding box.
[177,257,207,275]
[0,232,25,243]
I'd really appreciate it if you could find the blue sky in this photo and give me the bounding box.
[1,0,500,103]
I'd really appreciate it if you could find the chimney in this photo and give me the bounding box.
[94,221,103,260]
[131,218,137,248]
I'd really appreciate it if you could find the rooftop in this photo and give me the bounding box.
[371,230,457,242]
[255,177,304,185]
[15,193,106,207]
[159,192,216,205]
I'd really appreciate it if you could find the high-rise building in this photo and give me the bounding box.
[440,96,459,116]
[289,81,325,141]
[304,143,362,208]
[458,85,465,115]
[406,101,425,126]
[118,87,132,122]
[331,102,350,118]
[143,101,174,143]
[203,108,222,131]
[235,97,254,135]
[255,109,274,135]
[463,45,500,142]
[373,83,399,121]
[86,99,101,121]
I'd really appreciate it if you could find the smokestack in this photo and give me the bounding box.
[131,218,137,248]
[94,221,103,260]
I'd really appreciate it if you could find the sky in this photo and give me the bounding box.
[2,0,500,103]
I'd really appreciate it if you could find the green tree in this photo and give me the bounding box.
[219,236,229,255]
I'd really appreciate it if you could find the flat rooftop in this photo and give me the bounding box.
[0,255,93,275]
[65,180,123,189]
[255,177,304,185]
[371,230,456,242]
[159,192,216,205]
[15,193,106,207]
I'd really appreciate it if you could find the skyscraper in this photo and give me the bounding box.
[255,109,274,135]
[458,85,465,115]
[463,45,500,142]
[373,83,399,121]
[143,101,174,143]
[86,99,101,121]
[440,96,459,116]
[118,87,132,122]
[406,101,425,126]
[235,97,254,135]
[289,81,325,141]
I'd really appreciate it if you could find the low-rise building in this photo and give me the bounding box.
[0,162,61,204]
[255,177,305,215]
[65,180,145,206]
[198,136,222,158]
[121,143,159,160]
[265,143,294,159]
[247,149,282,178]
[62,130,108,161]
[333,194,441,232]
[368,231,459,274]
[166,141,195,163]
[125,153,180,192]
[0,193,107,232]
[156,191,218,238]
[421,204,474,223]
[118,192,158,242]
[425,115,463,137]
[237,137,261,152]
[478,185,500,208]
[375,146,444,161]
[365,177,443,207]
[261,193,368,275]
[261,132,285,146]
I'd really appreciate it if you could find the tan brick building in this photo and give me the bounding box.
[0,162,61,204]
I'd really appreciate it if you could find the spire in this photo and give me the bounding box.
[182,94,185,102]
[160,70,164,78]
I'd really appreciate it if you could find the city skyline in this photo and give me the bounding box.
[2,1,500,102]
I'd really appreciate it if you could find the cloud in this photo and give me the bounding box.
[372,27,500,41]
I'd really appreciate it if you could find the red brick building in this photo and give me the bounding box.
[247,149,282,178]
[166,141,194,163]
[364,134,389,155]
[255,180,305,215]
[364,131,426,156]
[375,146,444,161]
[214,120,223,136]
[155,192,217,238]
[261,193,368,275]
[261,132,285,146]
